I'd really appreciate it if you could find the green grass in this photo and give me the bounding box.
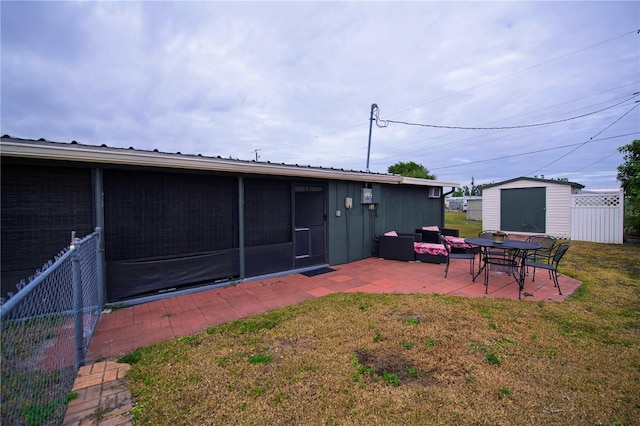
[248,354,271,364]
[401,340,414,349]
[444,210,482,237]
[383,371,400,386]
[17,390,77,426]
[405,317,419,325]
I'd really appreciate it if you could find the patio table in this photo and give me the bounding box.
[464,237,540,299]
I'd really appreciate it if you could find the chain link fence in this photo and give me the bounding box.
[1,228,105,426]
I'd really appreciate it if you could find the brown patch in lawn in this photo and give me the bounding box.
[354,347,439,387]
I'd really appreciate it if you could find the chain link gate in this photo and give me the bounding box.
[1,228,105,425]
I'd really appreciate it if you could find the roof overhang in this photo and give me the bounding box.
[399,176,460,188]
[1,137,460,188]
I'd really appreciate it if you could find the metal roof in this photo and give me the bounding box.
[0,136,460,188]
[482,176,584,189]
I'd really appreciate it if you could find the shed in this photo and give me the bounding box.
[482,177,584,238]
[1,137,459,302]
[466,197,483,221]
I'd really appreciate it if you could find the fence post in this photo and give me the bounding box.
[95,227,105,310]
[71,231,85,368]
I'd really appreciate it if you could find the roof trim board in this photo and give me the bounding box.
[1,137,460,188]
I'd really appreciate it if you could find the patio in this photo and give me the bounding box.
[87,256,581,362]
[64,257,581,425]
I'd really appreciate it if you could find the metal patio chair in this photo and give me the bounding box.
[523,235,557,282]
[524,242,572,295]
[441,234,475,278]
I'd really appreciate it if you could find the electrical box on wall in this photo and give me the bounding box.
[361,188,373,204]
[345,197,353,209]
[429,187,442,198]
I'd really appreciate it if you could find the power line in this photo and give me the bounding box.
[430,132,639,171]
[373,93,639,130]
[382,89,626,158]
[572,150,621,173]
[388,90,640,159]
[527,102,640,176]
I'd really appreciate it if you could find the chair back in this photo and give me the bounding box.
[527,235,556,255]
[479,230,508,239]
[440,234,451,255]
[551,242,572,266]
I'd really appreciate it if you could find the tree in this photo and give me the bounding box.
[388,161,436,180]
[471,184,485,196]
[617,140,640,233]
[452,177,483,197]
[452,185,470,197]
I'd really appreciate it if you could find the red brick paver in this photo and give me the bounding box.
[63,361,132,425]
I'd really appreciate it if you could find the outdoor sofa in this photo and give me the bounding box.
[416,226,478,255]
[378,230,447,264]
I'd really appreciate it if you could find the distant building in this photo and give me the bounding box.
[482,177,583,237]
[446,196,481,212]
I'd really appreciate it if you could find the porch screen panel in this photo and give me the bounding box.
[244,179,291,247]
[1,163,93,275]
[103,170,238,261]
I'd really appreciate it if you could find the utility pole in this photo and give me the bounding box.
[253,149,261,161]
[366,103,378,172]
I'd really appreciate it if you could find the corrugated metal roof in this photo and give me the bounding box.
[0,136,460,188]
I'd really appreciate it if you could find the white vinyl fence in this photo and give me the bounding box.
[570,190,624,244]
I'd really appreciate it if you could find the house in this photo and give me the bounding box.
[1,136,459,302]
[482,177,584,238]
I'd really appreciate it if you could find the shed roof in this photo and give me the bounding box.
[0,136,460,188]
[482,176,584,190]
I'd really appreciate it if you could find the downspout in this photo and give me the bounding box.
[441,187,457,228]
[345,203,350,263]
[370,208,379,242]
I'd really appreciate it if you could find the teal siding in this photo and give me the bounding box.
[327,181,374,264]
[378,185,442,234]
[327,182,443,265]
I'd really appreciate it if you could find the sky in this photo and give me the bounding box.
[1,1,639,189]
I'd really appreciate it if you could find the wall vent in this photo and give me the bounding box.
[429,187,441,198]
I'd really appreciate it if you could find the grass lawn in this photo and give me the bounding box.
[444,210,482,238]
[122,213,640,425]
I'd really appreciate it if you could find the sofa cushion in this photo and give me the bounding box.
[414,242,447,256]
[443,235,474,249]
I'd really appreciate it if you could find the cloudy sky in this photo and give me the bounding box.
[2,1,638,189]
